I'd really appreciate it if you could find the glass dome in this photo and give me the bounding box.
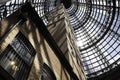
[0,0,120,79]
[68,0,120,78]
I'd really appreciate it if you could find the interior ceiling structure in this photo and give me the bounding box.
[0,0,120,79]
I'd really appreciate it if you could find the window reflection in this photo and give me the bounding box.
[11,38,32,65]
[0,32,35,80]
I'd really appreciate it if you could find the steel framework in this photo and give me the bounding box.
[0,0,120,79]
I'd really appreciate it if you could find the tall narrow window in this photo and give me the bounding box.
[41,63,56,80]
[0,32,36,80]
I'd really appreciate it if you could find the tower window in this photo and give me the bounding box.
[0,32,36,80]
[41,63,56,80]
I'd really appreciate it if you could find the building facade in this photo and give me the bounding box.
[0,3,86,80]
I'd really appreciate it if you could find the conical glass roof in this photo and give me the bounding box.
[0,0,120,79]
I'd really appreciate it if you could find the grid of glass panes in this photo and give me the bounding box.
[69,0,120,78]
[0,0,26,20]
[0,0,120,78]
[0,0,60,25]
